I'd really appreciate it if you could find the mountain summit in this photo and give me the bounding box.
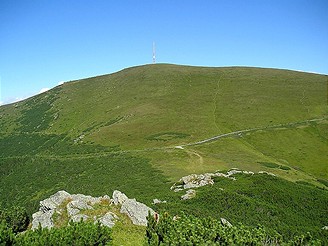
[0,64,327,211]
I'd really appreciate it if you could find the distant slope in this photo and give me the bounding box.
[0,64,327,212]
[155,173,328,243]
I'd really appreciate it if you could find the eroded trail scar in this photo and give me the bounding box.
[185,149,204,165]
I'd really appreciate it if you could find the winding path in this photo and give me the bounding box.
[178,117,327,147]
[1,117,327,160]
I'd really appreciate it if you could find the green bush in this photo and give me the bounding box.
[155,174,328,242]
[0,221,112,245]
[279,165,291,170]
[0,206,29,233]
[146,212,323,245]
[16,221,112,245]
[0,206,112,245]
[0,221,15,245]
[146,212,281,245]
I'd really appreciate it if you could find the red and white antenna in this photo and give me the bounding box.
[152,42,156,63]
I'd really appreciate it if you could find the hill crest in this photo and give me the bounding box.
[0,64,327,217]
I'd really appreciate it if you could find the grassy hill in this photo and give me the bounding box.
[0,64,327,241]
[156,173,328,242]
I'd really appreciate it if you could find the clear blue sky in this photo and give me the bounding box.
[1,0,327,105]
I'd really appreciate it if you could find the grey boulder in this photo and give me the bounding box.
[31,210,54,230]
[120,198,154,226]
[112,190,129,205]
[98,212,118,228]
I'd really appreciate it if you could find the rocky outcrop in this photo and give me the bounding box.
[170,169,260,200]
[171,169,257,192]
[32,210,54,229]
[112,190,128,205]
[71,214,89,223]
[181,189,196,200]
[31,190,153,229]
[39,190,71,212]
[99,212,118,228]
[258,171,276,176]
[171,170,233,192]
[121,198,154,226]
[152,198,167,205]
[182,173,214,189]
[31,190,73,229]
[112,190,154,226]
[67,199,93,217]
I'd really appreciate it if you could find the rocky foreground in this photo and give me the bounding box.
[31,169,279,230]
[32,190,154,230]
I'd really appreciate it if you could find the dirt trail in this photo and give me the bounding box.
[2,117,326,160]
[180,117,327,147]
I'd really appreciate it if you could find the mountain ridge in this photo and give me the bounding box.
[0,64,327,212]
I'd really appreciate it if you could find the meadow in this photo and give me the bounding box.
[0,64,327,244]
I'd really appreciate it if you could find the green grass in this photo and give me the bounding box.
[0,64,327,242]
[258,162,291,170]
[111,212,146,246]
[145,132,190,141]
[243,122,328,179]
[258,162,281,168]
[0,152,173,215]
[154,173,328,242]
[1,65,326,180]
[52,198,72,228]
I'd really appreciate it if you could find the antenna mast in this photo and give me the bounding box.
[152,42,156,64]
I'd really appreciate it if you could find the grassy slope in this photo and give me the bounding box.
[0,64,327,209]
[155,173,328,242]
